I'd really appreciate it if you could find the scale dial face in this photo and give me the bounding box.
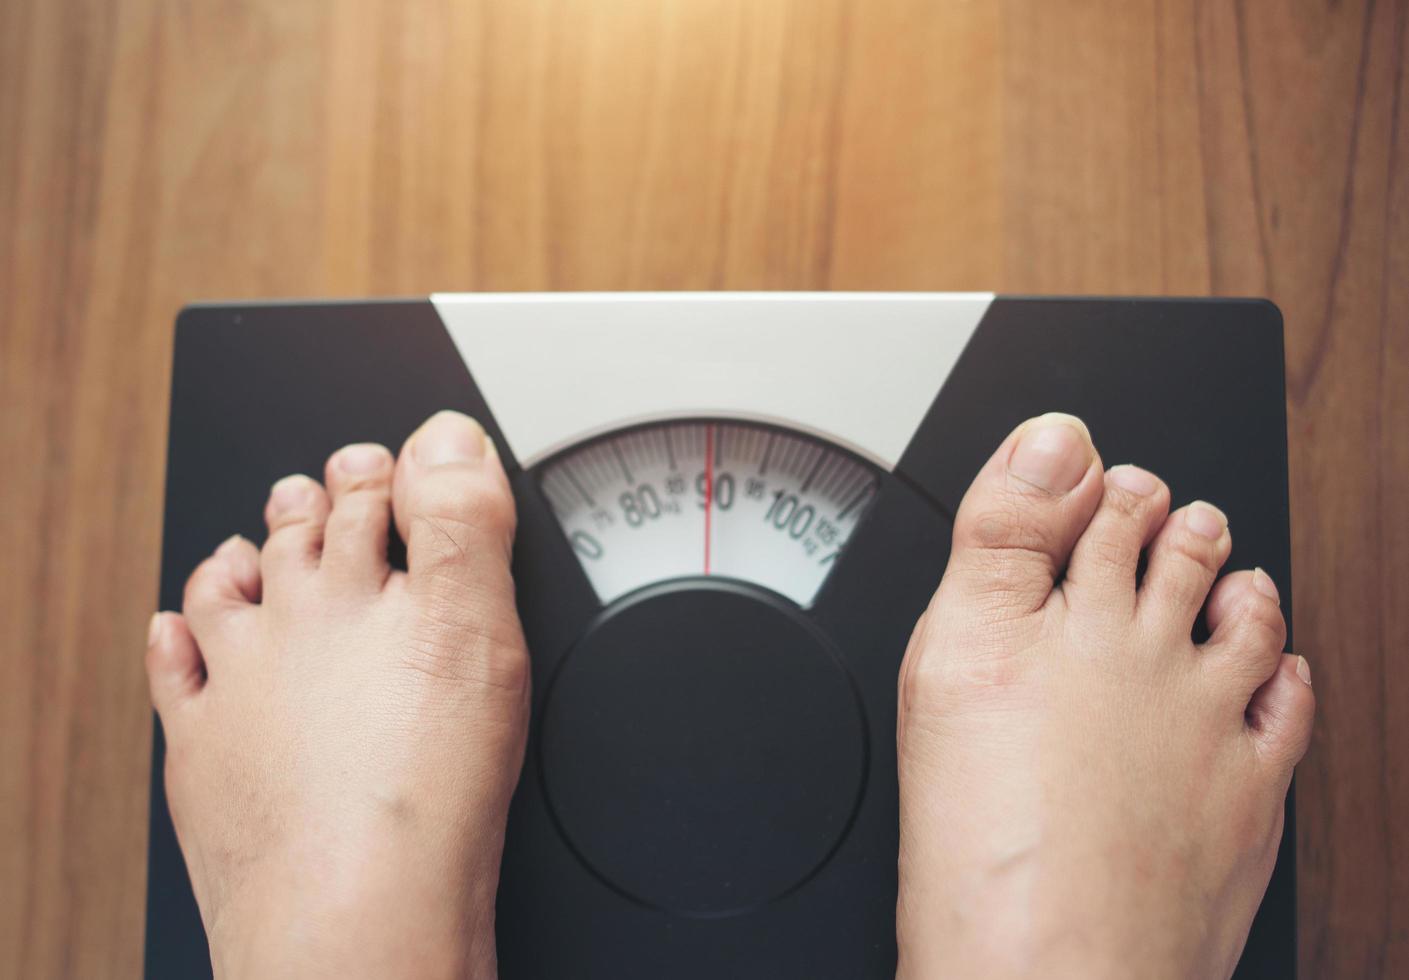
[539,420,880,607]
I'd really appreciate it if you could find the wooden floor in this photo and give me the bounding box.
[2,1,1404,975]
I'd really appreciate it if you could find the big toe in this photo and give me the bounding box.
[941,413,1106,620]
[392,411,527,692]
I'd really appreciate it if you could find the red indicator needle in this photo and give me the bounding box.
[703,423,713,575]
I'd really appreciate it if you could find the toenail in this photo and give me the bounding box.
[414,411,486,467]
[270,475,315,514]
[335,443,390,475]
[1108,464,1159,496]
[214,534,245,557]
[148,612,163,646]
[1296,656,1312,686]
[1186,501,1228,540]
[1008,414,1093,494]
[1253,567,1280,603]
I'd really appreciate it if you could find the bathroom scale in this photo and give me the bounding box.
[146,293,1296,978]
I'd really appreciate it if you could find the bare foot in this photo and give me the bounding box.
[146,411,529,979]
[895,413,1314,979]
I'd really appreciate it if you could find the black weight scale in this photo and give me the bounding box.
[146,294,1296,978]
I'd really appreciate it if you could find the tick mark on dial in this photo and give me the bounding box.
[612,444,634,485]
[566,468,597,508]
[837,481,875,521]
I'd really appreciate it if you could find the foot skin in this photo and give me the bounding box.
[146,411,529,980]
[895,414,1314,979]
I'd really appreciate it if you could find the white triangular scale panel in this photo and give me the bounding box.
[430,293,993,470]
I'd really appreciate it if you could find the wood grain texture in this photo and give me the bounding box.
[1,0,1404,975]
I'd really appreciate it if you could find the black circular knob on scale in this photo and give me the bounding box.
[538,579,869,918]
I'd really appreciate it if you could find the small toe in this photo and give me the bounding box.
[261,474,331,588]
[321,442,395,587]
[1203,568,1286,692]
[1137,501,1232,633]
[183,535,261,631]
[1205,567,1280,633]
[1247,654,1315,772]
[943,413,1105,619]
[146,611,205,713]
[1061,465,1170,617]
